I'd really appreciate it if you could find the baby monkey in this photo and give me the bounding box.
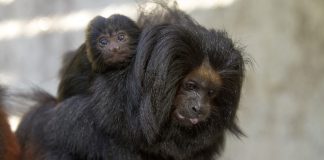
[58,14,140,101]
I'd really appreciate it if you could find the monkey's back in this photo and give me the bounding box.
[57,44,94,101]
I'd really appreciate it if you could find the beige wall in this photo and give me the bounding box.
[0,0,323,159]
[204,0,324,159]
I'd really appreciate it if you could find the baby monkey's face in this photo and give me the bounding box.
[96,30,134,68]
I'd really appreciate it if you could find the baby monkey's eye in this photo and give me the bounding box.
[98,37,109,47]
[117,33,127,42]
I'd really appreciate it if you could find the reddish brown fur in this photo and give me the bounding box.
[21,142,39,160]
[187,59,222,86]
[0,107,21,160]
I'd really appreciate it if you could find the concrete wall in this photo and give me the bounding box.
[0,0,323,159]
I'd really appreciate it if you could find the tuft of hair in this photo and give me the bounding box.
[5,86,57,116]
[137,0,199,28]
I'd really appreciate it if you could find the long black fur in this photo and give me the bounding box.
[16,3,247,160]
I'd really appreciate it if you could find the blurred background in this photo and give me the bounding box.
[0,0,323,159]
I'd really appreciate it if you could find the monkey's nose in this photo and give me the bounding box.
[109,46,119,52]
[191,106,200,113]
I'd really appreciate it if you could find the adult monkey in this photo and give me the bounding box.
[136,24,246,160]
[0,87,21,160]
[16,3,248,160]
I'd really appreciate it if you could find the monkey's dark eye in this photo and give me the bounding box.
[98,37,108,47]
[184,81,197,90]
[117,33,127,42]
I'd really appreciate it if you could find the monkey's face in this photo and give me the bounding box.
[172,60,222,127]
[96,31,134,68]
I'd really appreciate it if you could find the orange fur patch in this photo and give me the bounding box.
[188,58,222,86]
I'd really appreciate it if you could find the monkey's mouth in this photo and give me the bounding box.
[173,110,204,126]
[177,112,199,124]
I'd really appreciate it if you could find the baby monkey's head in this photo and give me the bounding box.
[86,14,140,72]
